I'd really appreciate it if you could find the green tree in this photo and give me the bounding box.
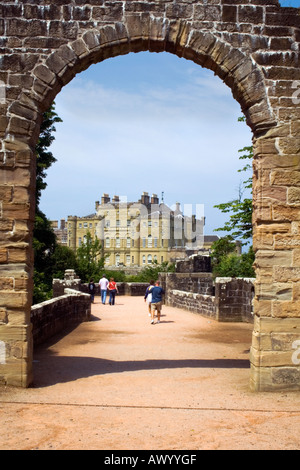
[33,103,63,303]
[33,208,57,303]
[213,247,255,278]
[214,116,253,243]
[126,261,175,283]
[76,231,106,282]
[51,245,78,280]
[211,117,255,278]
[210,236,236,267]
[35,103,62,208]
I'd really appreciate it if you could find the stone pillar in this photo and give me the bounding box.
[0,139,36,387]
[250,125,300,391]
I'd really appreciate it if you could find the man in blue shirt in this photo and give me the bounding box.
[150,281,165,324]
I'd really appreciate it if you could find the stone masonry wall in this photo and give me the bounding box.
[161,272,254,323]
[167,289,216,319]
[176,255,212,274]
[31,289,91,347]
[215,277,254,322]
[53,272,149,298]
[0,0,300,390]
[160,272,214,296]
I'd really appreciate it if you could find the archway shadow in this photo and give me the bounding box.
[32,354,250,388]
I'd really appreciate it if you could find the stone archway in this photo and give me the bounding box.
[0,0,300,391]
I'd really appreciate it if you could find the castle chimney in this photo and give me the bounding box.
[141,192,150,205]
[101,194,110,204]
[151,194,159,205]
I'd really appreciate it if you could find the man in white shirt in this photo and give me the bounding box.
[99,275,109,304]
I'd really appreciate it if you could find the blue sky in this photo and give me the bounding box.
[40,0,298,238]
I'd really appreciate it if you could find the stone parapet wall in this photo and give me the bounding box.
[175,256,212,273]
[52,278,82,297]
[53,272,149,298]
[215,277,254,323]
[52,269,81,297]
[31,289,91,347]
[160,272,214,296]
[167,289,216,319]
[82,282,149,296]
[161,273,254,323]
[122,283,149,296]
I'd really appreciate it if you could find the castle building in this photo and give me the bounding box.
[51,219,68,246]
[66,192,213,270]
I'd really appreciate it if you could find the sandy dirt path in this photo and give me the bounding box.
[0,296,299,450]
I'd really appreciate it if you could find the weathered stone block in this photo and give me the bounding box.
[287,187,300,204]
[33,65,57,86]
[255,249,293,268]
[271,170,300,187]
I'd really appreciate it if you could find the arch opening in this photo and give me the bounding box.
[30,40,258,392]
[1,8,300,392]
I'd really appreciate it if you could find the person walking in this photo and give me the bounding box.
[99,274,109,304]
[144,280,155,316]
[88,279,96,303]
[150,281,165,324]
[108,277,118,306]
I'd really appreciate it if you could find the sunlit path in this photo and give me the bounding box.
[0,296,299,450]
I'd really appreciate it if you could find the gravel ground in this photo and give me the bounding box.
[0,296,299,450]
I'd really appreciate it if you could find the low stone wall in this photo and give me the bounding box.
[215,277,254,323]
[52,269,82,297]
[176,255,212,273]
[80,282,148,297]
[53,272,149,298]
[161,272,254,323]
[121,283,149,296]
[31,289,91,347]
[159,272,214,296]
[167,290,216,318]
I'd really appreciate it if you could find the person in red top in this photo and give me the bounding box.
[108,277,118,305]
